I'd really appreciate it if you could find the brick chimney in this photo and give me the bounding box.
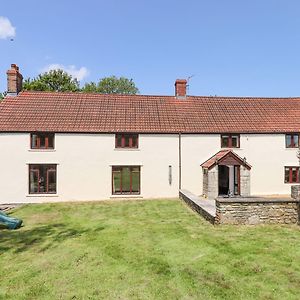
[175,79,187,99]
[7,64,23,95]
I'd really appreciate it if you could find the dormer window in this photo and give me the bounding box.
[31,133,55,149]
[115,133,138,148]
[221,134,240,148]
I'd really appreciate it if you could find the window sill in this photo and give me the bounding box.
[28,149,56,152]
[110,195,143,199]
[26,194,59,197]
[114,148,140,151]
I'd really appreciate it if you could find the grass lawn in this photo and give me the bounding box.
[0,199,300,300]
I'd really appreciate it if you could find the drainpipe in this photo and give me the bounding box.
[179,132,182,190]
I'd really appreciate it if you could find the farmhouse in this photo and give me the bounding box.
[0,64,300,204]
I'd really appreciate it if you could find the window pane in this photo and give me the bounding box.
[39,166,46,193]
[294,135,299,147]
[121,167,131,192]
[31,134,38,148]
[221,136,229,147]
[131,169,140,193]
[286,135,292,148]
[116,134,122,148]
[112,170,121,193]
[40,135,46,148]
[29,170,39,193]
[284,167,290,183]
[132,135,138,148]
[231,135,239,148]
[292,168,298,183]
[48,134,54,148]
[47,169,56,193]
[124,135,130,148]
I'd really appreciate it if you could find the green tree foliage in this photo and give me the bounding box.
[22,70,139,95]
[82,76,139,94]
[23,69,80,92]
[0,92,7,100]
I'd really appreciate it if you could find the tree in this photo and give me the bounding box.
[23,69,80,92]
[0,92,7,100]
[82,76,139,94]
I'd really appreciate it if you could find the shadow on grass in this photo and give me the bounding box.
[0,223,90,254]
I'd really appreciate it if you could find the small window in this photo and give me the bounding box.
[112,166,140,195]
[31,133,55,149]
[285,134,299,148]
[221,134,240,148]
[284,166,300,183]
[29,164,57,194]
[115,133,138,148]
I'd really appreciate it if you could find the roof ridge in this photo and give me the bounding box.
[19,90,300,100]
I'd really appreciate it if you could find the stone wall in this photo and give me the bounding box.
[215,197,300,225]
[179,190,215,224]
[291,185,300,200]
[202,166,219,199]
[208,167,219,199]
[240,167,250,196]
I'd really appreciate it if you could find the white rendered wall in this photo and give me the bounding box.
[0,133,297,203]
[0,133,179,203]
[181,134,220,195]
[181,134,298,196]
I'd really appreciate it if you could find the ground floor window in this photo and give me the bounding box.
[284,166,300,183]
[112,166,140,195]
[29,164,57,194]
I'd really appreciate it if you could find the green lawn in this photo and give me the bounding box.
[0,199,299,300]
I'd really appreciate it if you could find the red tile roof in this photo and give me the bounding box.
[0,91,300,133]
[201,150,252,169]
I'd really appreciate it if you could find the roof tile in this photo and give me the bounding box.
[0,91,300,133]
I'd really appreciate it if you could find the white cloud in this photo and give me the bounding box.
[42,64,89,81]
[0,16,16,39]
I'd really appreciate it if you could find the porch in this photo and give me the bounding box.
[201,150,251,199]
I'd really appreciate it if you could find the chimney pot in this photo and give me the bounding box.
[175,79,187,99]
[7,64,23,95]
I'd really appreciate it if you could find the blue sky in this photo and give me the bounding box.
[1,0,300,96]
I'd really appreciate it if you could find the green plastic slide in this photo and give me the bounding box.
[0,211,22,230]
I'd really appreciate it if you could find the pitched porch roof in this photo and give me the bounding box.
[201,149,252,170]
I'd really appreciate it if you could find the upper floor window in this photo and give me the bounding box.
[221,134,240,148]
[115,133,138,149]
[29,164,57,194]
[285,134,299,148]
[284,166,299,183]
[31,133,55,149]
